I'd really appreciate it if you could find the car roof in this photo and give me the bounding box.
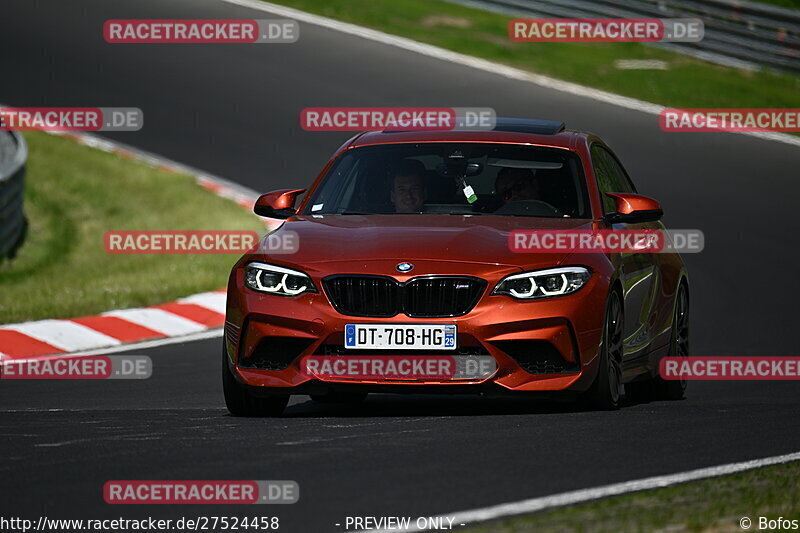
[349,118,587,150]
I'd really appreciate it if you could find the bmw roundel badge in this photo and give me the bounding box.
[396,262,414,272]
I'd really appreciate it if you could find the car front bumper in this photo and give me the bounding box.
[225,262,611,395]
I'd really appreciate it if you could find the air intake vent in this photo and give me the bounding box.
[239,337,314,370]
[492,340,579,374]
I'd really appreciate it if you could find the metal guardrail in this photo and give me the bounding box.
[451,0,800,73]
[0,130,28,260]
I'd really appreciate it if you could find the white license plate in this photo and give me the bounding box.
[344,324,457,350]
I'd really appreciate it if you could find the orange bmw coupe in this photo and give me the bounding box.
[223,119,689,415]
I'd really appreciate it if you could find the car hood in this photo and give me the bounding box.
[257,214,593,270]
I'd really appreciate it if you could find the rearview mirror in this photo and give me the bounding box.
[603,192,663,224]
[254,189,306,219]
[436,162,482,178]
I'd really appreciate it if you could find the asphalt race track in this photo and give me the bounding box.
[2,1,799,531]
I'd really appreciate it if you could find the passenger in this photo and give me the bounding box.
[495,167,539,202]
[390,159,428,213]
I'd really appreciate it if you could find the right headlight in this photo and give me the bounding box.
[244,262,316,297]
[493,266,590,300]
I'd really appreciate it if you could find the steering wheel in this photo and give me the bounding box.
[494,199,563,217]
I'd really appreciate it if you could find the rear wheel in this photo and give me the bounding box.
[656,283,689,400]
[310,392,368,404]
[581,291,623,410]
[222,343,288,417]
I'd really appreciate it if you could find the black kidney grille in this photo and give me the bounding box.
[404,277,484,317]
[324,276,400,317]
[324,276,485,318]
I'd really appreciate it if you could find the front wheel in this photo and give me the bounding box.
[222,343,288,417]
[580,291,623,410]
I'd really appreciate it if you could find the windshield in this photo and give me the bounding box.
[303,143,590,218]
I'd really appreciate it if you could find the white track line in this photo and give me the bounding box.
[102,308,207,336]
[0,320,121,352]
[358,451,800,532]
[178,291,227,314]
[66,328,224,357]
[218,0,800,149]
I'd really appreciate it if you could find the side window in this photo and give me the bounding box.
[591,145,635,213]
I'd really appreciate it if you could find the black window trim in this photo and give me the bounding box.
[589,142,638,215]
[303,142,593,218]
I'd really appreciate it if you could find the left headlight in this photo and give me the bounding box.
[493,266,590,300]
[244,262,317,297]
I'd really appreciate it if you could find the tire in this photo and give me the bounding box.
[222,343,288,417]
[580,290,623,410]
[655,282,689,400]
[310,392,368,404]
[624,282,689,401]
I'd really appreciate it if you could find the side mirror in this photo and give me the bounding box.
[253,189,306,219]
[603,192,663,224]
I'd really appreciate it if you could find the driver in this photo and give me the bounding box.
[495,167,539,202]
[390,159,428,213]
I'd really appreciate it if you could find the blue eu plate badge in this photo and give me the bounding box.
[345,324,356,347]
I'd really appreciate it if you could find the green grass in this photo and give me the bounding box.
[463,460,800,533]
[0,131,263,324]
[752,0,800,9]
[269,0,799,109]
